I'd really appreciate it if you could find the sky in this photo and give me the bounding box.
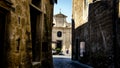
[54,0,72,23]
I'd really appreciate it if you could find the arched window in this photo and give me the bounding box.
[57,31,62,37]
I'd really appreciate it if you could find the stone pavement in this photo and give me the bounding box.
[53,55,93,68]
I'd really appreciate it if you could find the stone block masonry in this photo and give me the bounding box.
[0,0,55,68]
[74,1,119,68]
[88,1,114,67]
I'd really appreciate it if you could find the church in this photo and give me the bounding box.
[52,12,71,55]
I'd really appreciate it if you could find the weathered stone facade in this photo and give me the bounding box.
[80,1,114,67]
[72,0,93,60]
[72,0,92,28]
[72,0,120,68]
[0,0,56,68]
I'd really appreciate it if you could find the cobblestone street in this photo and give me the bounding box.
[53,55,93,68]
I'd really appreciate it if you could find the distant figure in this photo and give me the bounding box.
[66,50,69,54]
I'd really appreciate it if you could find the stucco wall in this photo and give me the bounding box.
[52,13,71,55]
[52,27,71,55]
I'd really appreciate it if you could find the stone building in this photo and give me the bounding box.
[72,0,120,68]
[0,0,56,68]
[72,0,92,60]
[52,12,72,55]
[72,0,92,28]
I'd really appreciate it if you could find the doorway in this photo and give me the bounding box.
[30,6,41,61]
[56,40,62,53]
[0,10,6,67]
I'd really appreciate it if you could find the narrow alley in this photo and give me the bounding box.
[53,55,93,68]
[0,0,120,68]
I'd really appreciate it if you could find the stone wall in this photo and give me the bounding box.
[0,0,32,68]
[74,1,118,68]
[0,0,55,68]
[88,2,114,67]
[72,0,93,28]
[41,0,54,68]
[72,0,93,60]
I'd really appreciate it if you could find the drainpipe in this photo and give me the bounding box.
[72,19,75,60]
[113,0,118,67]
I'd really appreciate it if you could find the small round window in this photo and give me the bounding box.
[57,31,62,37]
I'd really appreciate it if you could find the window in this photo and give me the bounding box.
[57,31,62,37]
[80,42,85,57]
[32,0,41,9]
